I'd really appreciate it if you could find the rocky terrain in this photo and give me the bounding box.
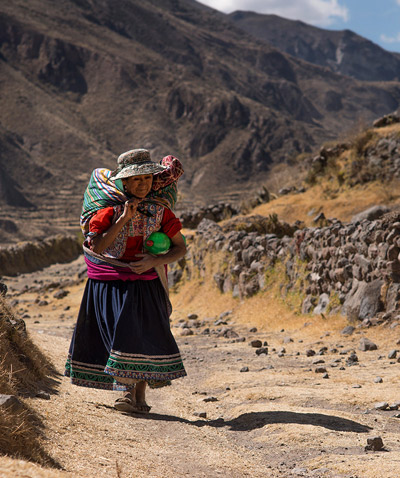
[1,0,400,244]
[229,11,400,82]
[1,255,400,477]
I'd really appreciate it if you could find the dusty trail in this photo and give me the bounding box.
[3,257,400,477]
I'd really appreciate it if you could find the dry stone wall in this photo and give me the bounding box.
[0,235,81,276]
[173,211,400,323]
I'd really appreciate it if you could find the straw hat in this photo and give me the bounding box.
[109,149,166,181]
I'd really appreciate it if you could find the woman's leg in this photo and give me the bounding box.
[133,381,151,412]
[114,380,151,413]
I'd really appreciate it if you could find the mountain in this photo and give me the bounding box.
[0,0,400,243]
[228,11,400,82]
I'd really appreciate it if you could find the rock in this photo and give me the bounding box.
[352,384,362,388]
[351,205,390,223]
[218,328,239,339]
[374,377,383,383]
[0,394,24,412]
[343,280,384,321]
[346,352,359,365]
[250,340,263,348]
[0,282,7,296]
[38,300,49,306]
[53,289,69,299]
[315,367,327,373]
[203,396,218,402]
[302,295,316,314]
[306,349,316,357]
[341,325,355,336]
[388,350,397,359]
[292,467,308,476]
[374,402,389,410]
[181,329,194,336]
[249,327,258,333]
[255,347,268,355]
[365,436,384,451]
[240,366,249,372]
[313,293,330,315]
[188,313,198,320]
[359,337,378,351]
[193,411,207,418]
[322,373,329,379]
[313,212,325,223]
[283,336,293,344]
[312,359,325,364]
[36,391,51,400]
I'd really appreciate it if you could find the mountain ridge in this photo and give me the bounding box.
[228,11,400,82]
[1,0,400,243]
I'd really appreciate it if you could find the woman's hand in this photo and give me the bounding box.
[129,253,160,274]
[121,197,141,220]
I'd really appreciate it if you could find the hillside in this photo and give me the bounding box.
[1,119,400,477]
[1,0,400,244]
[228,11,400,82]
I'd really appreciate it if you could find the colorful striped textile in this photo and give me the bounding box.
[80,155,183,235]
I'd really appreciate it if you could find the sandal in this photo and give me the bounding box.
[132,402,151,414]
[114,393,135,413]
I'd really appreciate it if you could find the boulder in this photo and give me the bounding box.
[343,280,384,321]
[351,205,389,223]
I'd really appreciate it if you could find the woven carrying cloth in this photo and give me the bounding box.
[80,155,183,236]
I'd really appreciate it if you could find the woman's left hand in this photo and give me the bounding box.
[129,254,160,274]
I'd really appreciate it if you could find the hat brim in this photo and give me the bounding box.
[109,162,166,181]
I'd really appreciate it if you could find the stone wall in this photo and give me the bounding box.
[0,234,82,276]
[172,210,400,323]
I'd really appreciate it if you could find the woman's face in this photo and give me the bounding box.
[122,174,153,199]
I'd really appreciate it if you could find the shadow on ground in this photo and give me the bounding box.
[128,410,372,433]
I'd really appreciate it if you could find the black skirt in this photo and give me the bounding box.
[65,278,186,390]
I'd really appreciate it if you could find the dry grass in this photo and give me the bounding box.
[250,180,400,226]
[171,254,347,336]
[246,123,400,226]
[0,296,59,467]
[0,296,54,393]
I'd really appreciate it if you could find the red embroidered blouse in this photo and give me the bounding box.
[89,206,182,262]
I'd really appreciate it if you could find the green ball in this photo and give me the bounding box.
[144,232,171,255]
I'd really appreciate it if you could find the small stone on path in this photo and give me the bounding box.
[193,411,207,418]
[374,402,389,410]
[341,325,355,335]
[365,436,384,451]
[203,397,218,403]
[359,337,378,351]
[250,340,262,348]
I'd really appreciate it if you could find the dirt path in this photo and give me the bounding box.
[3,258,400,477]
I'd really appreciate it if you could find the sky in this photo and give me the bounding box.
[197,0,400,53]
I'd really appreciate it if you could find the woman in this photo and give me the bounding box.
[65,149,187,414]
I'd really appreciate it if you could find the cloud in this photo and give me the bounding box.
[380,32,400,43]
[198,0,349,26]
